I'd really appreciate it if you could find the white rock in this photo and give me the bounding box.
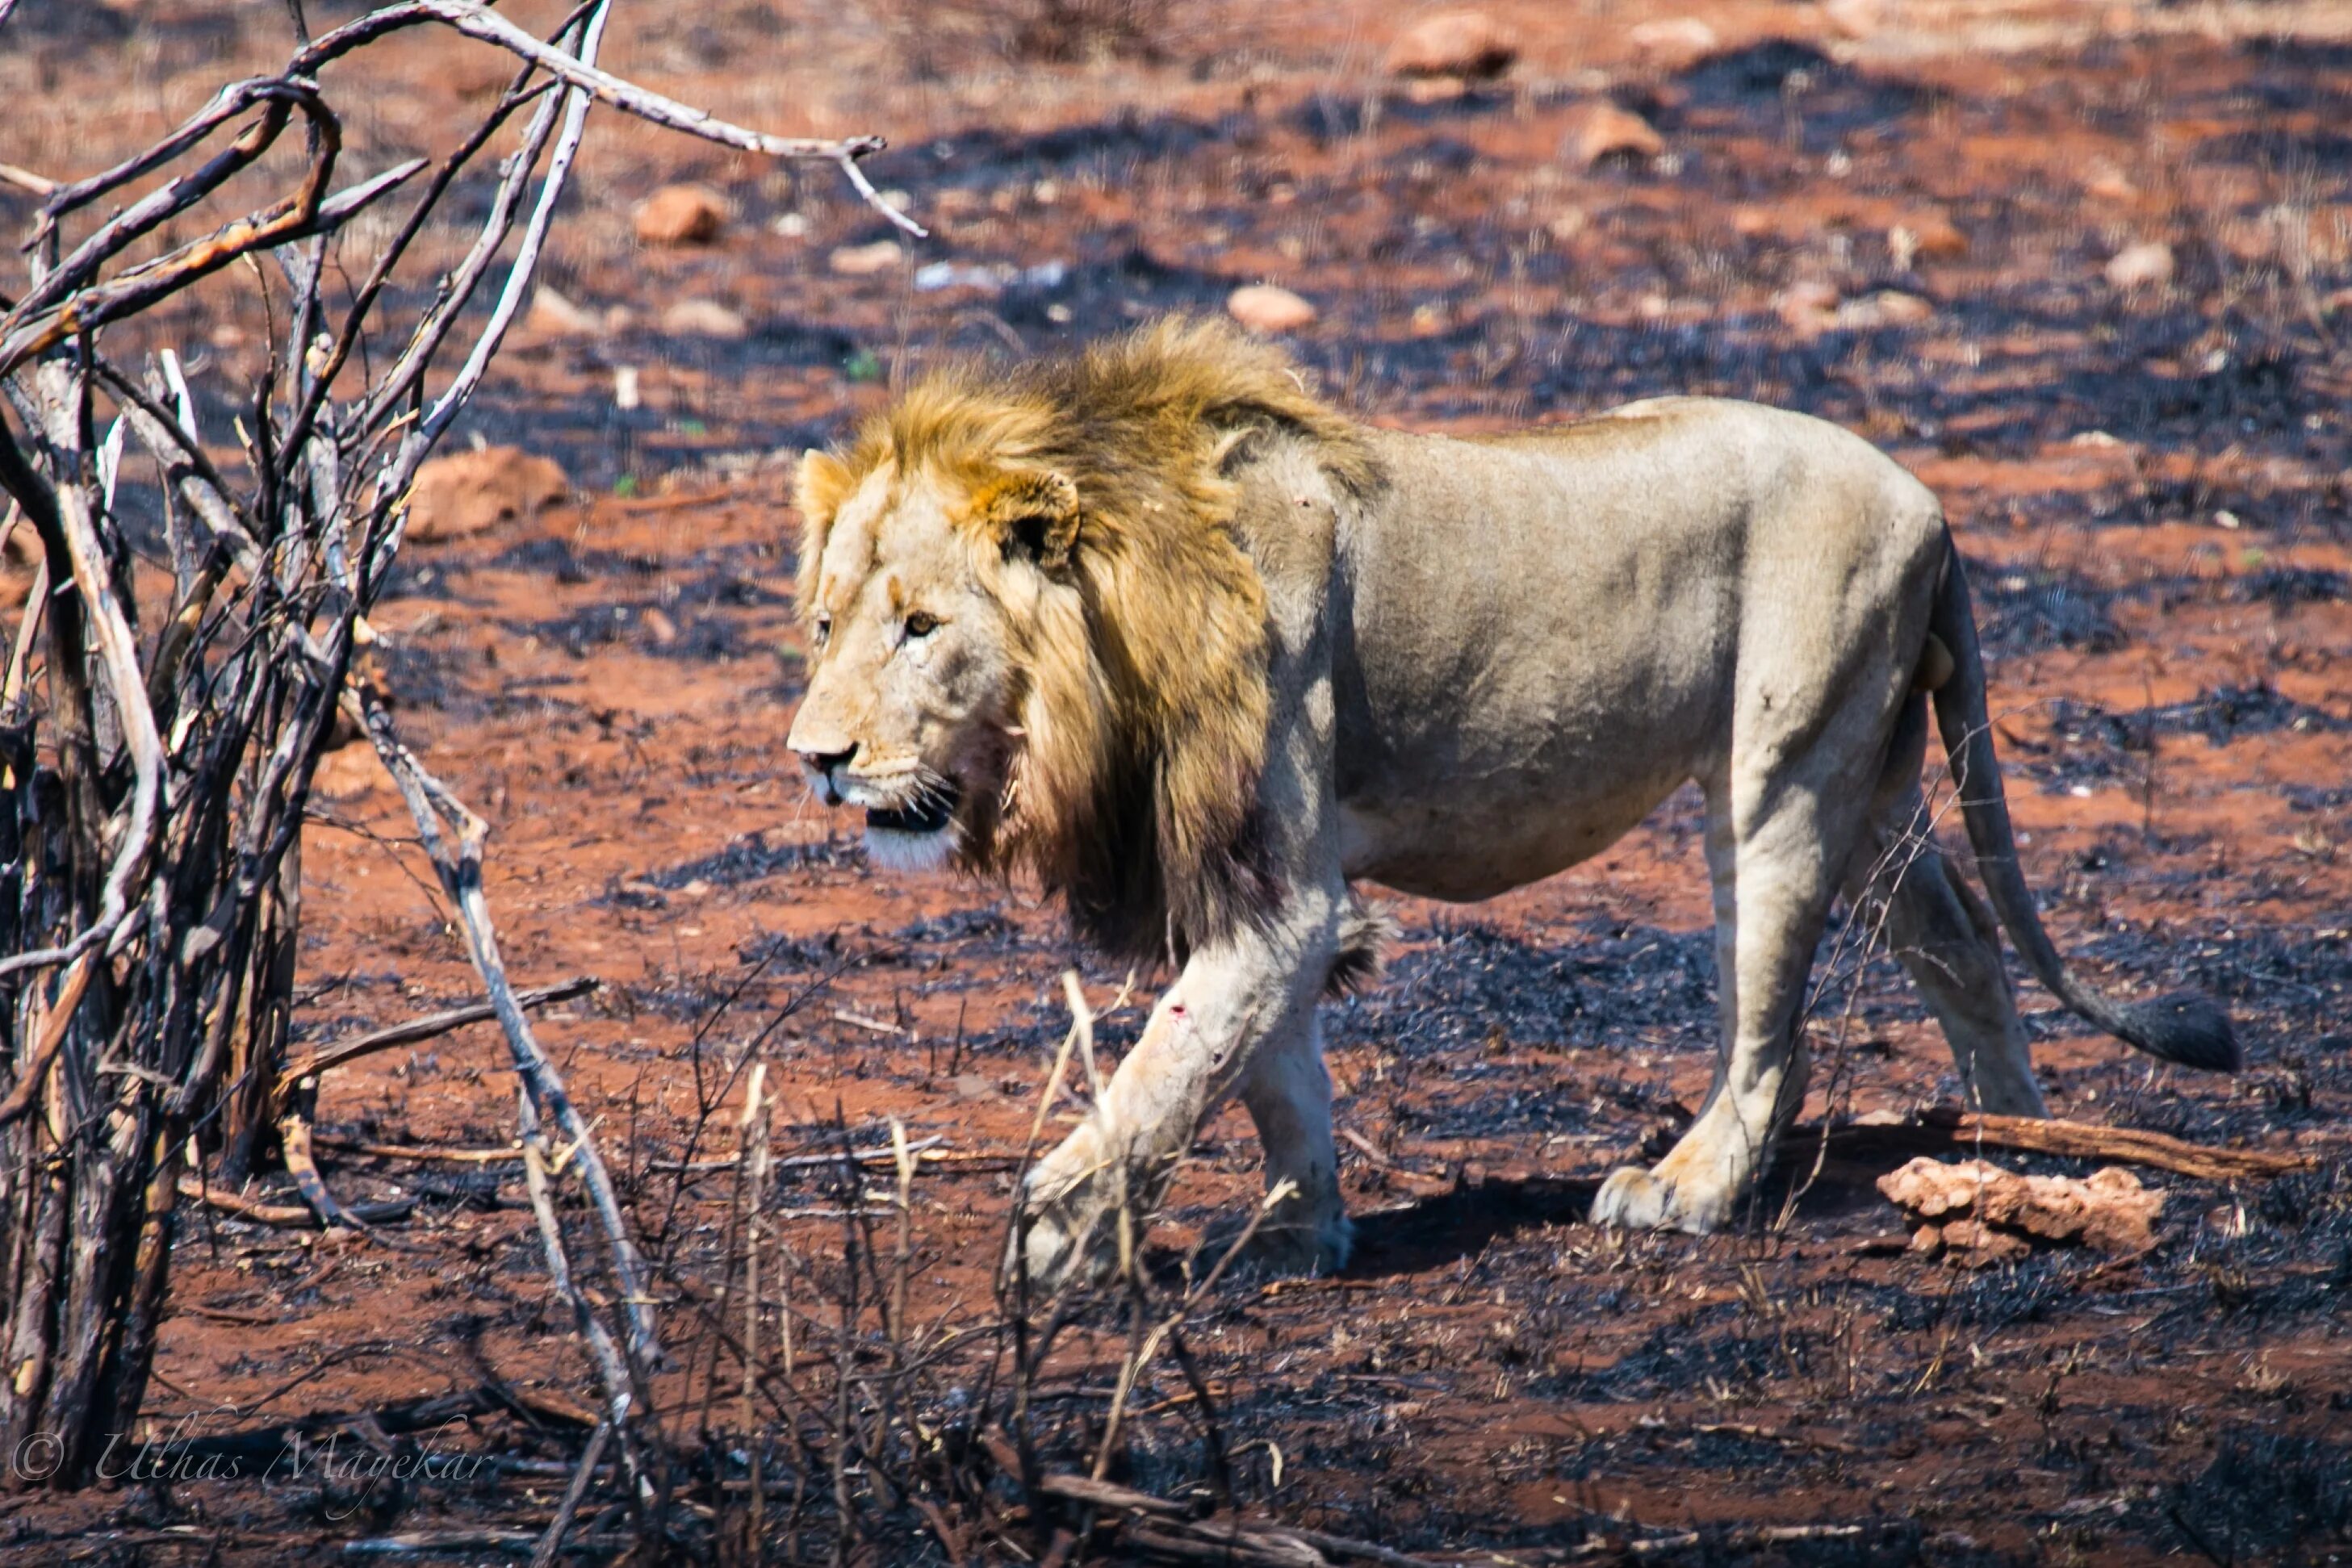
[2104,240,2174,290]
[660,299,749,340]
[1226,284,1317,333]
[830,240,902,276]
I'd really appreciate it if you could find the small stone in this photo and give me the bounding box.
[659,298,749,340]
[1774,279,1842,335]
[640,607,680,646]
[1823,0,1882,37]
[632,183,729,247]
[1546,207,1588,243]
[1835,289,1934,329]
[829,239,902,276]
[2105,240,2175,290]
[1384,10,1518,79]
[405,445,568,542]
[2086,160,2139,201]
[1889,211,1968,269]
[1226,283,1317,334]
[1567,102,1663,169]
[525,285,601,338]
[1626,17,1717,69]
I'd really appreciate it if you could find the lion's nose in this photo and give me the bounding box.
[794,743,857,780]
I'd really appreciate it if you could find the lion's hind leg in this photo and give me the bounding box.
[1844,777,2046,1118]
[1593,737,1880,1233]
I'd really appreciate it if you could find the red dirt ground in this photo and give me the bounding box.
[2,0,2349,1562]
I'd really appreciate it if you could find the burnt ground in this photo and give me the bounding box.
[2,0,2351,1562]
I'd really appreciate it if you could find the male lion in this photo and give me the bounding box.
[785,318,2236,1286]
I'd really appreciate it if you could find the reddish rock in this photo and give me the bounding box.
[1567,103,1664,168]
[632,183,729,247]
[1880,1158,2163,1265]
[1890,211,1969,267]
[404,445,568,542]
[1385,11,1518,79]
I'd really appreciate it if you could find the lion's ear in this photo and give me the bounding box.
[975,470,1080,570]
[795,449,854,532]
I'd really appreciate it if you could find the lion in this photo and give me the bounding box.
[785,317,2237,1286]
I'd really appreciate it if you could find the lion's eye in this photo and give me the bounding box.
[814,615,832,646]
[903,610,940,639]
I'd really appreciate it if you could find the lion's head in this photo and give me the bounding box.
[785,317,1375,960]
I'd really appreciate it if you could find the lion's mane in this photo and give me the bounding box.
[794,318,1379,960]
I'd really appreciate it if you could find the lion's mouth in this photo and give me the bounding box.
[865,785,958,837]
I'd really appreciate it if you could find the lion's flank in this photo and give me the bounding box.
[800,317,1379,961]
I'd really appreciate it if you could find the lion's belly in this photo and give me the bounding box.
[1337,766,1684,901]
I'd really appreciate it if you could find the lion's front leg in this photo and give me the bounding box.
[1015,921,1337,1293]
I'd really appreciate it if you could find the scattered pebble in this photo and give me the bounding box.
[830,240,902,276]
[2105,240,2175,290]
[631,183,729,247]
[1836,289,1934,329]
[1226,283,1318,333]
[1626,16,1718,69]
[1888,211,1968,268]
[2085,160,2140,200]
[912,259,1069,294]
[525,285,601,338]
[1567,102,1663,169]
[1384,10,1518,79]
[1823,0,1882,37]
[405,446,567,542]
[659,299,749,340]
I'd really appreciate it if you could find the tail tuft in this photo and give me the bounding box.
[2109,992,2239,1073]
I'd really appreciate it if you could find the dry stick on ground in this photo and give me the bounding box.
[272,976,600,1114]
[174,1177,412,1228]
[530,1418,614,1568]
[517,1082,651,1505]
[1790,1106,2315,1182]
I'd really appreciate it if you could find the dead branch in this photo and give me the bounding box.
[359,690,657,1363]
[272,976,600,1113]
[1788,1106,2315,1182]
[0,0,910,1503]
[175,1177,412,1228]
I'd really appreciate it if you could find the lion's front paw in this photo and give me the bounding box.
[1590,1164,1734,1234]
[1007,1122,1124,1294]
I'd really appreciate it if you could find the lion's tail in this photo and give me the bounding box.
[1927,538,2240,1073]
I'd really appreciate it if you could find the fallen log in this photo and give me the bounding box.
[1780,1106,2312,1183]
